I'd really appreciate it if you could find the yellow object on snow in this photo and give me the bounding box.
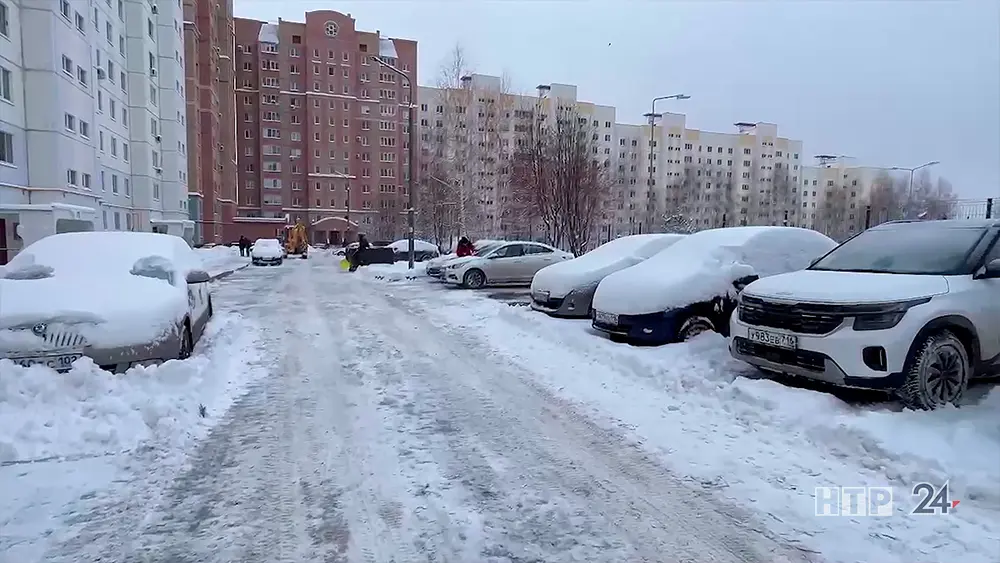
[339,258,351,270]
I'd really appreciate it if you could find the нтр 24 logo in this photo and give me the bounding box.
[911,481,960,515]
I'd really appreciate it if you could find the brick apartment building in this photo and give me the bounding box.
[232,11,417,244]
[184,0,238,244]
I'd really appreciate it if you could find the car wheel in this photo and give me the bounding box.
[899,330,970,410]
[178,321,194,360]
[463,269,486,289]
[677,315,715,341]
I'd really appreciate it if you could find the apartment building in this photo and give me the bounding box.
[0,0,193,264]
[232,11,417,244]
[800,156,889,239]
[419,74,804,243]
[183,0,235,244]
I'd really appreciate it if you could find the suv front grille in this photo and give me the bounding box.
[739,295,844,335]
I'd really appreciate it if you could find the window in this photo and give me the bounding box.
[0,66,10,102]
[324,21,338,37]
[61,0,71,19]
[111,174,118,193]
[75,12,85,31]
[66,169,78,185]
[61,55,74,75]
[64,113,76,132]
[79,120,89,138]
[0,130,13,164]
[81,173,91,189]
[122,143,128,161]
[0,2,9,37]
[811,226,990,275]
[111,137,117,156]
[77,66,87,85]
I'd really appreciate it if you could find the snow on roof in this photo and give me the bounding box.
[593,227,837,315]
[532,234,684,298]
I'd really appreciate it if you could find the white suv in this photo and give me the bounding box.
[730,219,1000,410]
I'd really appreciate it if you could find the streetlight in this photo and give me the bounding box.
[374,37,417,269]
[643,94,690,230]
[892,160,940,218]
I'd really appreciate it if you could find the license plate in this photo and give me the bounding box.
[595,311,618,326]
[748,328,798,350]
[533,290,549,302]
[11,353,83,370]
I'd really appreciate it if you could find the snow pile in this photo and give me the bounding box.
[386,238,439,254]
[196,245,248,276]
[358,261,427,282]
[531,234,684,298]
[413,288,1000,563]
[593,226,836,315]
[0,311,266,464]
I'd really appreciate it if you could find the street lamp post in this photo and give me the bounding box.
[892,160,940,219]
[375,38,417,269]
[643,94,689,231]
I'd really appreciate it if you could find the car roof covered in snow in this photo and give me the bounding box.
[592,226,837,315]
[8,231,197,275]
[872,218,1000,230]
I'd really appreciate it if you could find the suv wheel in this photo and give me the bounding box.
[899,330,970,410]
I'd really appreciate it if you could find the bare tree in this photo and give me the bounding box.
[510,107,612,255]
[909,170,957,220]
[864,171,907,226]
[815,185,852,241]
[766,167,798,226]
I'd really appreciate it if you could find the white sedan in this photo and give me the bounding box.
[441,241,573,289]
[0,231,214,373]
[251,238,284,266]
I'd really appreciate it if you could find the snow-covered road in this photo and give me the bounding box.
[33,259,807,563]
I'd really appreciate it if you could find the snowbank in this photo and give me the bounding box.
[412,287,1000,563]
[531,234,684,298]
[357,261,427,283]
[0,311,266,464]
[593,227,836,315]
[195,245,249,277]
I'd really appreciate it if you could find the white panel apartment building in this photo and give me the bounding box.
[0,0,190,264]
[419,74,805,244]
[800,156,888,239]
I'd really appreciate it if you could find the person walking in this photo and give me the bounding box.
[238,235,249,257]
[348,233,370,272]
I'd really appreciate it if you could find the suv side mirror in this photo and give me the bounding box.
[975,258,1000,280]
[186,269,211,284]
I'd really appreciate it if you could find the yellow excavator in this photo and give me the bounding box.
[284,222,309,259]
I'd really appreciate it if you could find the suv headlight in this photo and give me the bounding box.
[851,297,932,331]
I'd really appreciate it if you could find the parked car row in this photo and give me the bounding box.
[522,220,1000,410]
[426,240,574,288]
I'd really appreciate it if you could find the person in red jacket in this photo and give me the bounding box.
[455,236,474,257]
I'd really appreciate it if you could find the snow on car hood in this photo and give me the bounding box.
[743,270,951,304]
[0,275,188,349]
[592,226,837,315]
[251,245,283,259]
[388,239,438,253]
[443,256,479,269]
[531,234,684,298]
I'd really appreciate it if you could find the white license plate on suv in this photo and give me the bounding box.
[11,353,83,371]
[595,311,618,326]
[748,329,798,350]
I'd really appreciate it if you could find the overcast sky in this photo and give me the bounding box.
[236,0,999,200]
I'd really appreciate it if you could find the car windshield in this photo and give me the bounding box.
[473,243,501,256]
[810,226,988,275]
[256,239,280,248]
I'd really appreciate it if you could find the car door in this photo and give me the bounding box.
[484,243,524,283]
[521,244,560,282]
[974,234,1000,365]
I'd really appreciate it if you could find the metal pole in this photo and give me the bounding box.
[407,83,416,269]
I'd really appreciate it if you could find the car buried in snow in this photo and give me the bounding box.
[590,226,837,345]
[731,219,1000,410]
[0,231,214,373]
[386,238,441,262]
[442,241,574,289]
[530,234,686,318]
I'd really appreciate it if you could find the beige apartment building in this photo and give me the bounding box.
[418,74,805,244]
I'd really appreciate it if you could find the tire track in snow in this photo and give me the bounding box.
[325,270,815,563]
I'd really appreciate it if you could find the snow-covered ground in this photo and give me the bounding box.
[195,245,249,278]
[0,299,269,559]
[380,276,1000,563]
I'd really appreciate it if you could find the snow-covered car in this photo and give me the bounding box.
[530,234,686,318]
[0,231,214,373]
[442,241,574,289]
[251,238,284,266]
[426,239,502,279]
[387,239,440,262]
[730,219,1000,410]
[591,226,837,344]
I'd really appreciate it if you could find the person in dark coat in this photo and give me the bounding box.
[455,236,474,257]
[238,236,249,257]
[349,233,370,272]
